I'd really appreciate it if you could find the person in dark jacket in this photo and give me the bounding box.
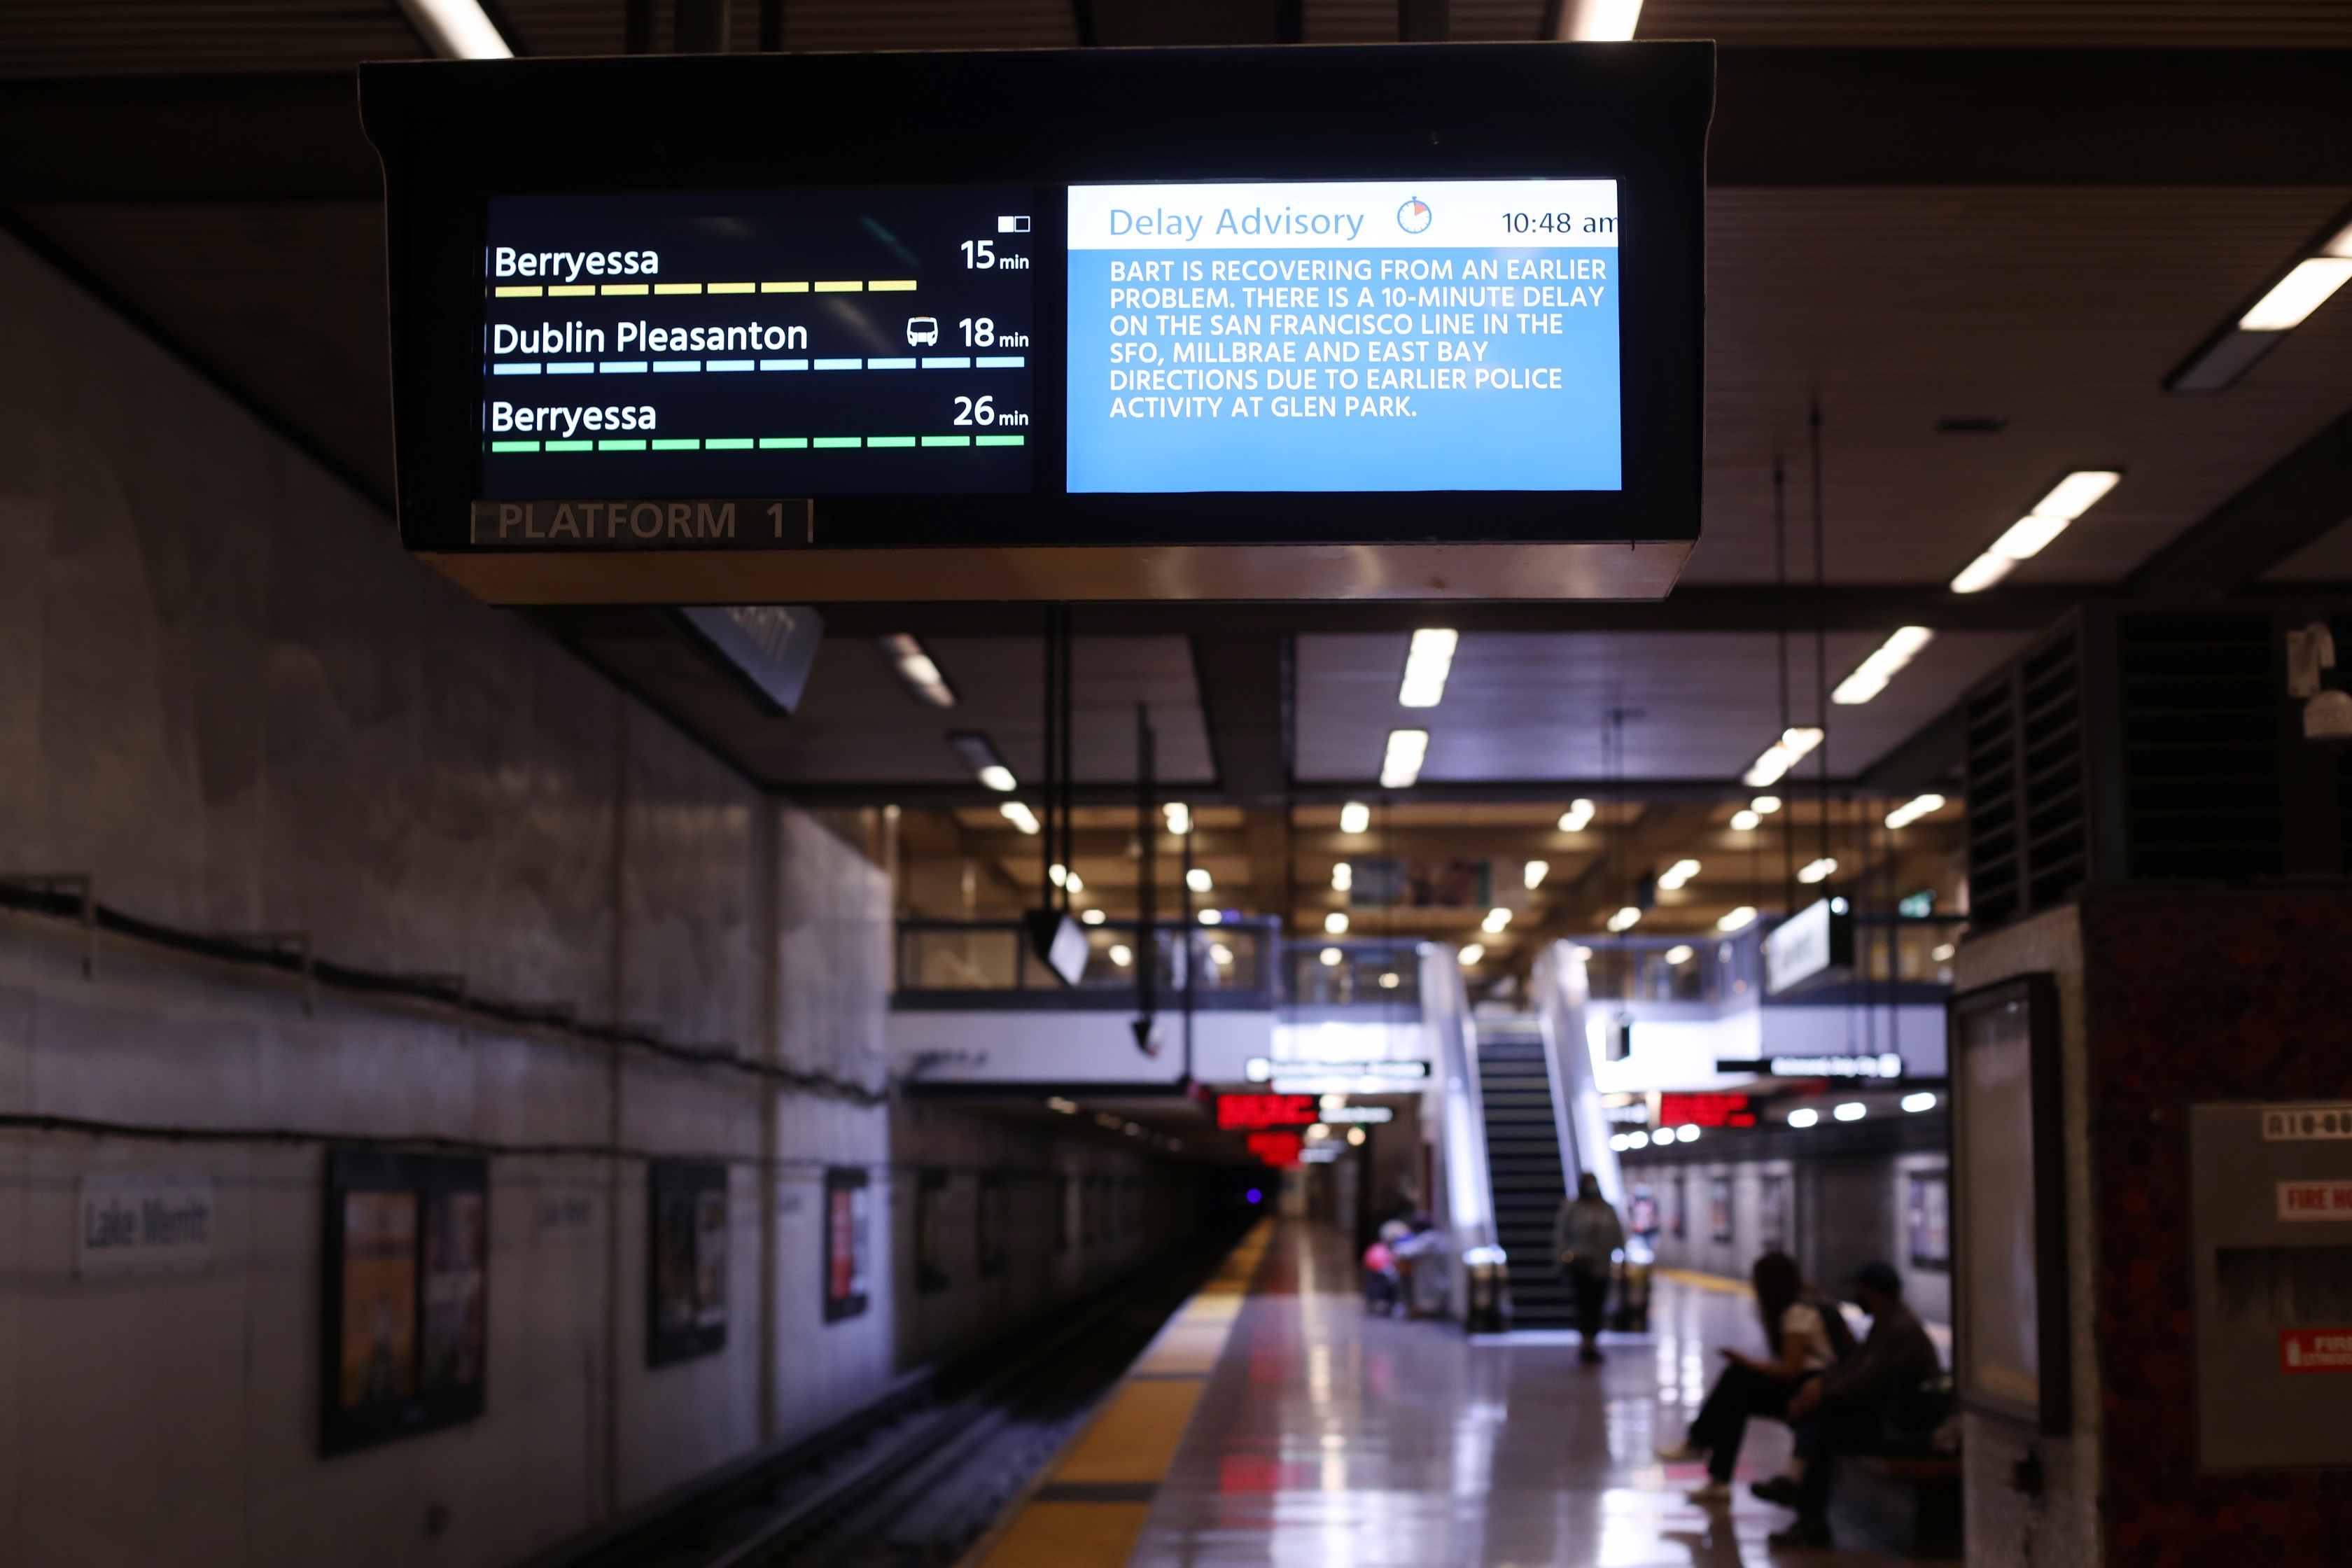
[1760,1260,1942,1548]
[1552,1172,1625,1364]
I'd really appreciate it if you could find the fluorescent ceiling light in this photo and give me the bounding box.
[1198,909,1222,925]
[1380,729,1429,789]
[1751,795,1782,814]
[1787,1107,1819,1128]
[1082,909,1105,925]
[1717,905,1758,932]
[1163,801,1191,835]
[1524,860,1548,890]
[1950,552,2015,594]
[1397,628,1460,708]
[1481,906,1512,933]
[1832,626,1936,706]
[1902,1091,1939,1113]
[1212,945,1233,965]
[1559,799,1596,832]
[1834,1101,1867,1122]
[2029,470,2122,522]
[1664,944,1694,965]
[1457,942,1485,966]
[1325,911,1350,935]
[1743,727,1823,789]
[1000,801,1041,834]
[1320,946,1343,967]
[1676,1124,1700,1143]
[2239,257,2352,330]
[1109,944,1133,967]
[1340,801,1371,834]
[1556,0,1644,41]
[1606,906,1642,932]
[1730,810,1761,832]
[1331,862,1353,892]
[1657,858,1700,892]
[877,634,956,707]
[1885,792,1946,830]
[948,732,1015,790]
[396,0,512,58]
[1797,856,1837,885]
[1066,872,1083,892]
[1958,470,2123,592]
[1186,867,1212,893]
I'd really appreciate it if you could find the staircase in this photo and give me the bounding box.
[1473,1016,1576,1328]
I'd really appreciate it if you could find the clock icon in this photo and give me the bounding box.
[1397,197,1433,234]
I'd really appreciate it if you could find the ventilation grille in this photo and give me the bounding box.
[1965,631,2087,928]
[2118,615,2282,881]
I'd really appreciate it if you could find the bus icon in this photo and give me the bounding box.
[906,316,939,347]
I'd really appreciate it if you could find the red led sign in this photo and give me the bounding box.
[1218,1094,1318,1130]
[1660,1092,1756,1128]
[1245,1132,1303,1169]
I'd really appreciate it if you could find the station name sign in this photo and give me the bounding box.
[360,43,1711,603]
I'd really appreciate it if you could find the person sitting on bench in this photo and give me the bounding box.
[1762,1259,1940,1549]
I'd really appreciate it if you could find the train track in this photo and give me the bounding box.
[536,1233,1241,1568]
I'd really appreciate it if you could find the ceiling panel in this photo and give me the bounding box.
[0,1,422,76]
[690,633,1217,785]
[1294,629,2034,782]
[1688,186,2352,588]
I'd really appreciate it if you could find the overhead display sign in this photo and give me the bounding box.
[1762,897,1855,996]
[362,44,1711,603]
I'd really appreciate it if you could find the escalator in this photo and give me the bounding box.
[1472,1016,1576,1329]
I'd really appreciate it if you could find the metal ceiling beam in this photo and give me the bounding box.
[2126,404,2352,598]
[10,50,2352,204]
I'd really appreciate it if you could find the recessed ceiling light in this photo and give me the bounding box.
[1558,799,1597,832]
[1953,471,2120,592]
[1457,941,1485,966]
[1834,1101,1867,1122]
[1163,801,1191,835]
[1380,729,1429,789]
[1797,856,1837,885]
[1524,860,1548,890]
[1331,862,1353,892]
[1558,0,1644,41]
[1186,867,1212,893]
[1320,946,1344,967]
[1664,944,1694,965]
[1787,1107,1820,1128]
[1000,801,1041,834]
[1743,727,1823,788]
[878,634,957,707]
[1717,906,1758,932]
[1340,801,1371,834]
[1730,809,1761,832]
[396,0,512,57]
[1606,906,1641,932]
[1657,858,1700,892]
[1832,626,1935,706]
[1886,793,1945,830]
[1324,911,1350,935]
[1949,551,2015,594]
[948,732,1016,790]
[1481,907,1512,933]
[2239,257,2352,331]
[1751,795,1782,815]
[1397,628,1459,708]
[2170,209,2352,391]
[1081,909,1105,925]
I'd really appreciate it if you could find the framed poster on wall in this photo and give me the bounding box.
[824,1168,870,1322]
[321,1150,488,1456]
[648,1158,729,1366]
[1907,1172,1952,1270]
[1950,974,2071,1433]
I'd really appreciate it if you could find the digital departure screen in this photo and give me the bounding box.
[1067,180,1619,493]
[478,188,1036,500]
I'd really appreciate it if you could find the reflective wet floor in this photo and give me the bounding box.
[1125,1221,1913,1567]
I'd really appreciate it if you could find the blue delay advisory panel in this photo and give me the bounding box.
[476,188,1037,498]
[1066,179,1620,494]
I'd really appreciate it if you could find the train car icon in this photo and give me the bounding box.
[906,316,939,347]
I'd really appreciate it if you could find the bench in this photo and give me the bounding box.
[1830,1453,1962,1558]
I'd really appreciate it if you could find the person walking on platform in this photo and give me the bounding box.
[1761,1261,1942,1548]
[1552,1172,1625,1364]
[1654,1252,1851,1503]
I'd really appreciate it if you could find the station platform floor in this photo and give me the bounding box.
[972,1218,1916,1567]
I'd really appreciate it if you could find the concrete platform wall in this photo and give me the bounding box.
[0,225,899,1567]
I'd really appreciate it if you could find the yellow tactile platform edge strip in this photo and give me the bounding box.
[959,1220,1273,1568]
